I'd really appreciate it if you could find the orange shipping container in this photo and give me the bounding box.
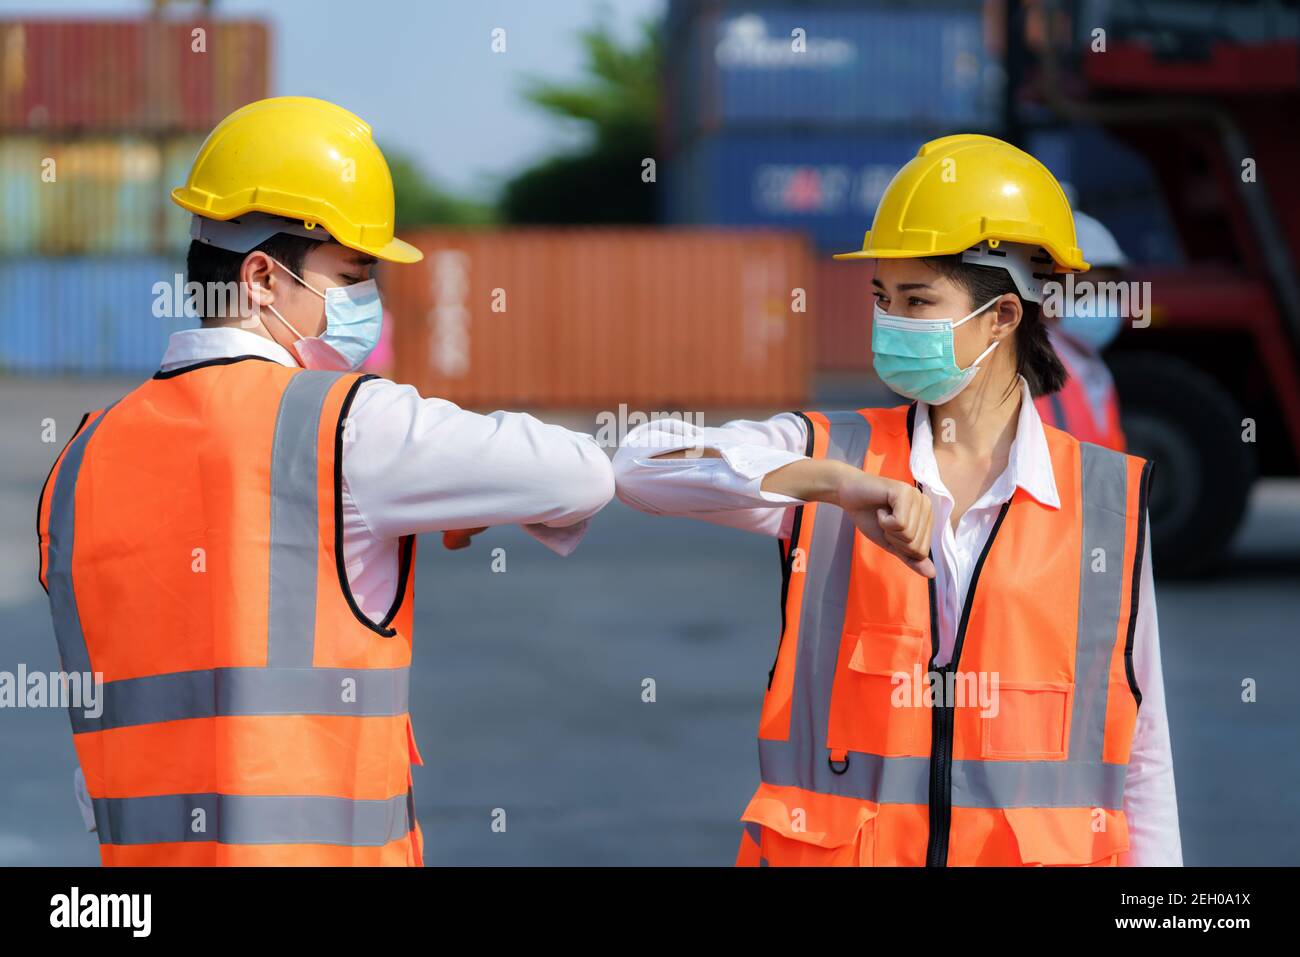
[814,258,876,373]
[382,229,814,409]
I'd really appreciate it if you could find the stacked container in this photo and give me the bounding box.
[662,1,1000,243]
[0,18,269,374]
[660,0,1002,373]
[382,228,814,409]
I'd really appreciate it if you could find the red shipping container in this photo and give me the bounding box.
[381,229,814,409]
[0,19,268,132]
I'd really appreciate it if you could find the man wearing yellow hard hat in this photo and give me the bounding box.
[614,134,1181,866]
[37,96,614,866]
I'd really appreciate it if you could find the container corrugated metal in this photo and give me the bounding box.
[813,258,875,372]
[0,19,268,132]
[0,135,202,254]
[665,129,925,250]
[382,230,813,408]
[663,2,997,150]
[0,257,195,374]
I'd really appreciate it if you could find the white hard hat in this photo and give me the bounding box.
[1073,210,1128,268]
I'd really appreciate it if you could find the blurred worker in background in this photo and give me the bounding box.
[37,96,613,866]
[614,134,1181,867]
[1034,210,1129,451]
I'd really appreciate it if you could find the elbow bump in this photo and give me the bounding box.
[563,451,616,516]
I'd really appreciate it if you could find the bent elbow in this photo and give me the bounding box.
[554,446,615,521]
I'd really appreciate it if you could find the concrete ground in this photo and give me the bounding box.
[1,375,1297,865]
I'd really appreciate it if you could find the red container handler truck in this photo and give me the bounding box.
[1011,0,1300,576]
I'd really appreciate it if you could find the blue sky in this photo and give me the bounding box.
[1,0,666,199]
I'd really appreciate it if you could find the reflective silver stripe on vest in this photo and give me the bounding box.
[46,408,113,679]
[757,748,1129,809]
[758,414,1136,810]
[268,370,346,667]
[1069,443,1131,766]
[69,665,411,734]
[92,788,414,847]
[758,412,871,797]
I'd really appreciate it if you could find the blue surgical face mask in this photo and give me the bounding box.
[1057,298,1123,352]
[263,256,383,371]
[871,296,1001,405]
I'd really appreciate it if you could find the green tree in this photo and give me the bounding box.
[500,17,660,224]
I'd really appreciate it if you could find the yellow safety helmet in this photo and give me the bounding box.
[172,95,422,264]
[834,133,1087,298]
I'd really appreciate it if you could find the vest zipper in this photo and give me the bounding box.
[924,499,1011,867]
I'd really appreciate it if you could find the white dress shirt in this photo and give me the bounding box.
[612,377,1182,866]
[158,327,614,620]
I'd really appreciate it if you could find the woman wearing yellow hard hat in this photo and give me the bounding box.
[40,96,615,866]
[614,134,1181,866]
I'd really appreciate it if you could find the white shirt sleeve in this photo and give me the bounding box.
[1120,515,1184,866]
[612,412,812,538]
[341,379,615,556]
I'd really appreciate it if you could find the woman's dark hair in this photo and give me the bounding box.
[185,233,323,321]
[921,253,1067,398]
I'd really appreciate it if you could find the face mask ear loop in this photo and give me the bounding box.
[263,301,305,341]
[951,295,1005,329]
[970,337,1000,367]
[266,255,326,300]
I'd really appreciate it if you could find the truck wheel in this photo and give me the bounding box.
[1108,351,1256,578]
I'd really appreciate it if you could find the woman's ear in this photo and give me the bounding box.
[990,293,1023,344]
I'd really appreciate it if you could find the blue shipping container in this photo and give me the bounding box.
[665,129,928,251]
[0,257,197,374]
[665,3,999,147]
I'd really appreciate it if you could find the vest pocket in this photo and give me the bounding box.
[1002,806,1129,866]
[980,681,1072,760]
[827,622,929,757]
[740,784,877,866]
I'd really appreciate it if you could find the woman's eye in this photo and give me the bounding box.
[909,297,930,307]
[340,274,363,284]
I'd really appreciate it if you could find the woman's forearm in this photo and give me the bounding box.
[761,458,858,506]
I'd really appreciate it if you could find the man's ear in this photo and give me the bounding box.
[240,252,276,308]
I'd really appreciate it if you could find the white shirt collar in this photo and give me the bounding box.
[909,375,1060,510]
[159,326,299,373]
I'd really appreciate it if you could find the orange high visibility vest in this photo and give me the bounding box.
[737,403,1151,867]
[1035,352,1127,452]
[36,356,424,866]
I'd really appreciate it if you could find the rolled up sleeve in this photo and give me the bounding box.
[612,412,810,538]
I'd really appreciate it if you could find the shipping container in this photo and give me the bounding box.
[813,257,875,372]
[0,19,268,132]
[0,135,202,254]
[662,1,999,151]
[665,129,926,250]
[0,256,195,374]
[380,229,813,408]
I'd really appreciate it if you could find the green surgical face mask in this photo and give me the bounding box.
[871,296,1001,404]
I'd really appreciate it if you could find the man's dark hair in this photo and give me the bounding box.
[185,233,324,321]
[921,254,1067,398]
